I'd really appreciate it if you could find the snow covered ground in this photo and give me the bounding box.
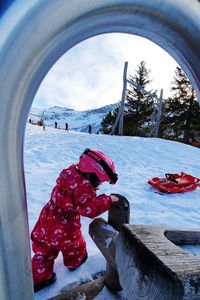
[24,123,200,300]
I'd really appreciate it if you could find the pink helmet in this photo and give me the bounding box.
[78,148,118,184]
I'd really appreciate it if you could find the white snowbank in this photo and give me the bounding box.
[24,123,200,299]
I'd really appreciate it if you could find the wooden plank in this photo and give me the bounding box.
[116,225,200,299]
[165,229,200,245]
[48,276,105,300]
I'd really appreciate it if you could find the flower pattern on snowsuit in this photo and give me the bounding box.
[31,165,111,284]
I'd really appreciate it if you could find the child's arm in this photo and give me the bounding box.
[73,188,118,218]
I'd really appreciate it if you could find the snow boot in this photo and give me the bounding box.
[68,253,88,271]
[34,272,56,292]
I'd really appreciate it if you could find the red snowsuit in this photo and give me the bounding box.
[31,165,112,284]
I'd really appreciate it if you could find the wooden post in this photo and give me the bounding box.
[116,225,200,299]
[154,88,163,137]
[108,194,130,231]
[118,62,128,136]
[111,62,128,136]
[105,194,130,290]
[89,194,130,292]
[89,218,121,291]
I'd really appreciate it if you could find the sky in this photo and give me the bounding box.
[34,33,179,111]
[24,123,200,299]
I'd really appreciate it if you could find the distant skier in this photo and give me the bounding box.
[39,119,43,127]
[55,121,57,129]
[65,122,68,131]
[88,124,92,134]
[31,148,119,292]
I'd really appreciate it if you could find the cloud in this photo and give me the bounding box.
[34,33,178,110]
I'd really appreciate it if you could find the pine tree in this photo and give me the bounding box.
[160,67,200,143]
[158,97,175,140]
[124,61,154,136]
[99,107,119,134]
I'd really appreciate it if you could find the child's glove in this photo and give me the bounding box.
[110,195,119,202]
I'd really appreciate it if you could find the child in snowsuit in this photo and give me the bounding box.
[31,148,119,292]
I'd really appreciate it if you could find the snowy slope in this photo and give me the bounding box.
[24,123,200,300]
[29,102,119,133]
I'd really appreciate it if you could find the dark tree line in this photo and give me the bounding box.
[100,61,200,144]
[159,67,200,144]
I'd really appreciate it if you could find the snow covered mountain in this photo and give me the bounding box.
[29,102,119,133]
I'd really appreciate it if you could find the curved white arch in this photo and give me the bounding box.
[0,0,200,299]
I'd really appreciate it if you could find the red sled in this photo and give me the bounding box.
[148,172,200,193]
